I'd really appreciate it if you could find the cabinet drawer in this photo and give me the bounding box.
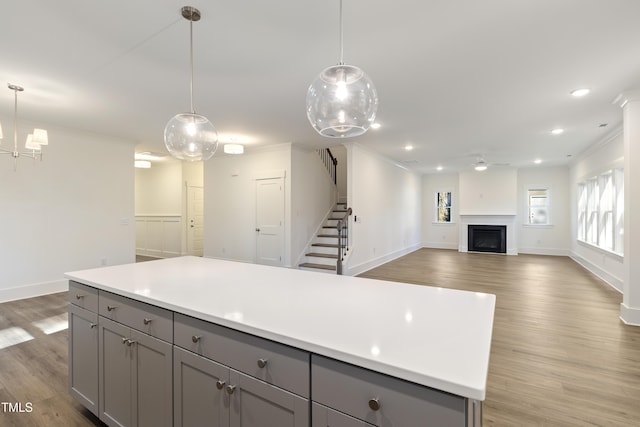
[174,313,309,398]
[68,281,99,312]
[99,291,173,342]
[311,355,466,426]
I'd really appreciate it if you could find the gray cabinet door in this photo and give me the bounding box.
[132,329,172,427]
[68,304,99,416]
[312,402,374,427]
[229,369,309,427]
[99,316,132,427]
[174,346,230,427]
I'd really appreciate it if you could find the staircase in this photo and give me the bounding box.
[299,202,350,273]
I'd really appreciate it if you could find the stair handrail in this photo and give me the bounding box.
[336,207,353,275]
[316,148,338,185]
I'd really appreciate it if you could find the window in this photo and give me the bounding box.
[577,168,624,255]
[435,191,452,223]
[527,188,549,225]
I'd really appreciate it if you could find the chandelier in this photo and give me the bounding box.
[0,84,49,170]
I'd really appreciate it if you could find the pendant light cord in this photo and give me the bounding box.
[189,16,195,114]
[339,0,344,65]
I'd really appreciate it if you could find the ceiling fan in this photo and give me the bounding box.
[472,156,510,171]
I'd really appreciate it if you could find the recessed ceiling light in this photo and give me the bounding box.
[570,88,590,97]
[551,128,564,135]
[405,144,413,151]
[436,166,443,171]
[370,122,381,129]
[534,159,542,164]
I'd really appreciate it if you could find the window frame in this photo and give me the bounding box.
[434,191,453,224]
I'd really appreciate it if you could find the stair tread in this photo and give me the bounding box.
[317,234,339,238]
[299,263,337,271]
[312,243,340,248]
[306,252,339,258]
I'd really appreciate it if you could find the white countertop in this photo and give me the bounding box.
[65,256,495,400]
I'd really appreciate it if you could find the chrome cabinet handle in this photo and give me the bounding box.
[122,337,129,345]
[107,305,117,312]
[216,380,226,390]
[368,398,381,411]
[257,358,268,369]
[143,318,152,325]
[75,293,84,300]
[89,323,97,329]
[226,384,236,395]
[192,335,201,343]
[126,339,136,347]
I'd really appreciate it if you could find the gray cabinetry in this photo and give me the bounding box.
[173,315,310,427]
[68,302,99,416]
[312,403,375,427]
[99,314,172,427]
[312,355,466,427]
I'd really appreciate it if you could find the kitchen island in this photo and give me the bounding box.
[66,256,495,427]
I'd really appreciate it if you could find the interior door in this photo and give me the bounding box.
[187,185,204,256]
[256,178,284,266]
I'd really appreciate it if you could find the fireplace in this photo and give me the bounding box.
[468,225,506,254]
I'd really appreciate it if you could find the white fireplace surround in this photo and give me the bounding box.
[459,215,518,255]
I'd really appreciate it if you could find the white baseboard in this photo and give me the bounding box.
[518,247,570,256]
[620,303,640,326]
[344,244,422,276]
[0,279,69,303]
[422,242,459,250]
[569,253,623,293]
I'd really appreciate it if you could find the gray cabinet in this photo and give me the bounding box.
[99,315,173,427]
[312,355,466,427]
[68,303,99,416]
[173,319,310,427]
[174,346,230,427]
[312,403,374,427]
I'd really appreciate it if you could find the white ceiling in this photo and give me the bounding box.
[2,0,639,173]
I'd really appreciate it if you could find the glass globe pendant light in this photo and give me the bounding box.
[164,6,218,161]
[306,0,378,138]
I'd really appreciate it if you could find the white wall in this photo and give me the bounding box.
[0,120,135,302]
[345,143,422,275]
[459,169,518,215]
[135,161,183,215]
[518,166,571,256]
[569,130,624,291]
[422,173,459,249]
[203,144,292,265]
[291,146,338,266]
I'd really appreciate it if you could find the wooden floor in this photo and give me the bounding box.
[359,249,640,426]
[0,248,639,426]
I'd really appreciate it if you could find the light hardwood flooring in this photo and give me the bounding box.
[359,248,640,426]
[0,249,639,426]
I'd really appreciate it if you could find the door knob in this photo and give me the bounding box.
[255,228,260,232]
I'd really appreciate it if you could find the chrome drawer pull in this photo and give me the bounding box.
[75,294,84,300]
[89,323,97,329]
[107,305,117,312]
[192,335,201,343]
[143,318,152,325]
[122,337,129,344]
[257,358,268,369]
[368,398,381,411]
[216,380,226,390]
[226,384,236,395]
[126,339,136,347]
